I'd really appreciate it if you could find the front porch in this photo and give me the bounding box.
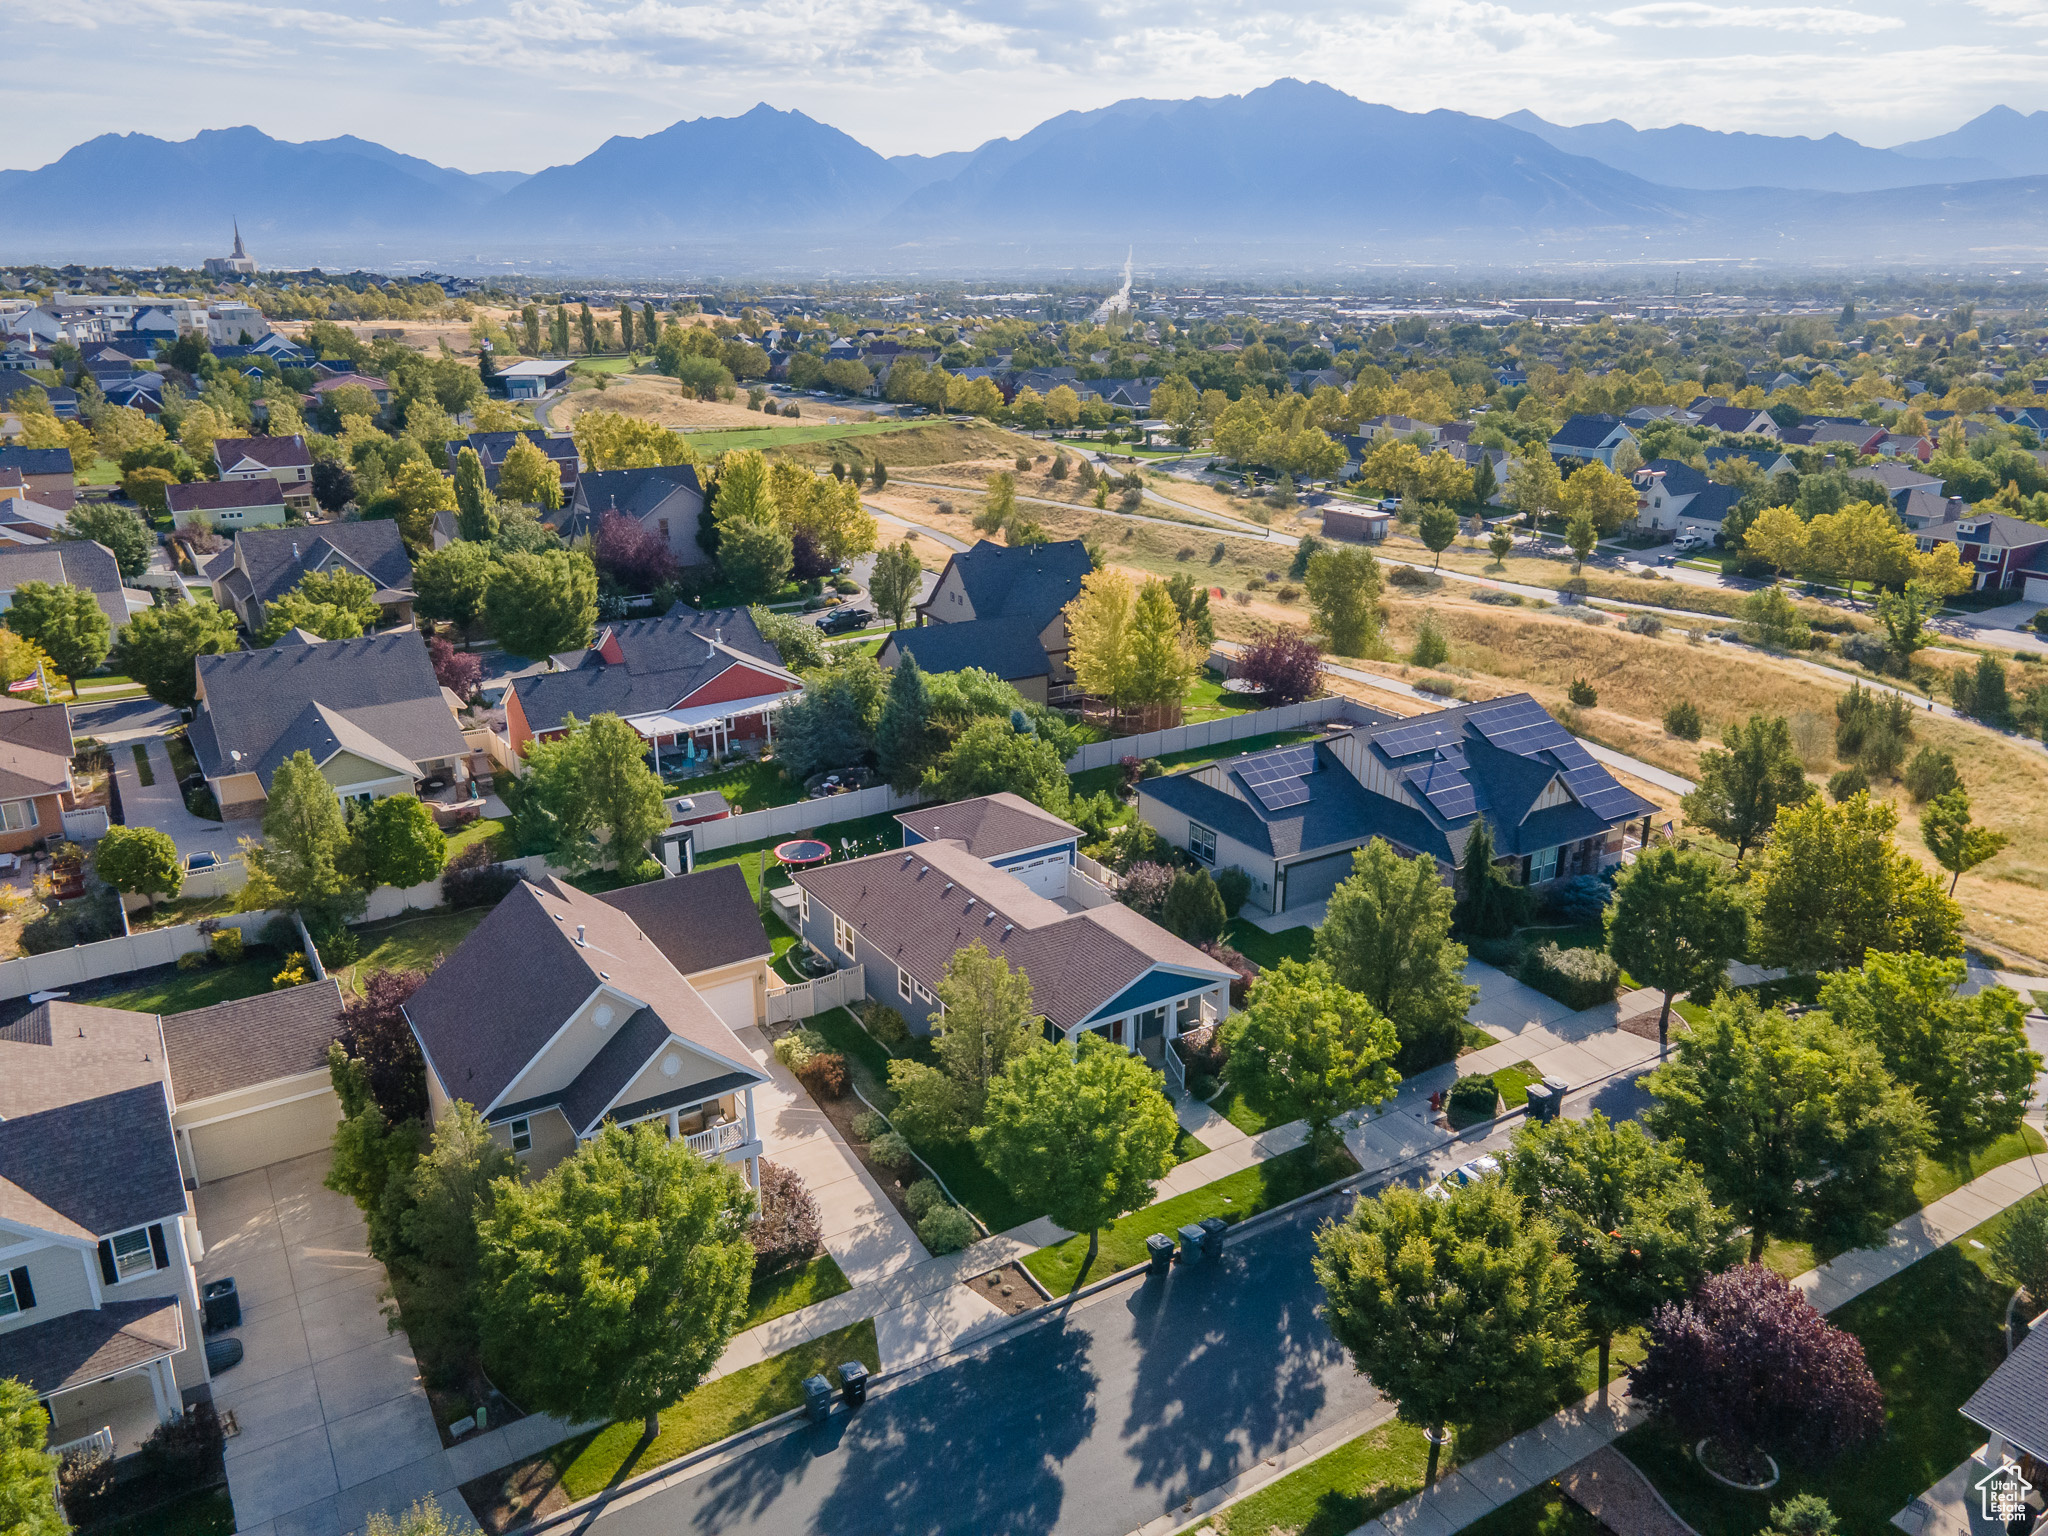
[46,1365,178,1461]
[602,1087,763,1187]
[0,1296,190,1461]
[1064,981,1230,1099]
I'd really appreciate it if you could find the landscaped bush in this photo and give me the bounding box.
[138,1401,226,1494]
[918,1204,976,1255]
[857,1002,910,1052]
[750,1161,824,1274]
[868,1132,914,1169]
[20,891,121,955]
[1119,861,1175,920]
[1663,699,1703,740]
[56,1448,117,1526]
[1161,868,1227,943]
[1387,565,1437,589]
[442,842,522,908]
[1447,1073,1500,1120]
[797,1051,848,1099]
[1213,867,1252,918]
[773,1028,828,1072]
[1902,745,1961,803]
[851,1109,891,1143]
[209,926,244,963]
[308,919,360,969]
[904,1178,947,1221]
[1827,765,1869,802]
[1174,1022,1228,1079]
[1539,874,1611,925]
[1519,941,1620,1010]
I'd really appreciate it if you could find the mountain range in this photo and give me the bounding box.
[6,83,2048,274]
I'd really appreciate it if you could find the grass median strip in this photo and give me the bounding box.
[1025,1142,1359,1294]
[743,1251,852,1329]
[130,742,154,786]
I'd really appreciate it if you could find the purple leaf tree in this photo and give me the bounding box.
[1237,628,1325,703]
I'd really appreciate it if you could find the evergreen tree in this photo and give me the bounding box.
[875,653,943,793]
[1453,817,1528,939]
[453,446,498,542]
[578,304,596,355]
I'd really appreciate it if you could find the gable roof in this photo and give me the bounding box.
[880,617,1050,682]
[569,465,703,524]
[1850,462,1942,494]
[190,632,464,790]
[1548,414,1629,452]
[1638,458,1709,498]
[0,541,129,630]
[0,699,72,800]
[215,521,414,609]
[159,979,346,1105]
[0,1083,185,1241]
[596,865,771,977]
[0,1297,185,1397]
[1960,1311,2048,1462]
[1918,509,2048,553]
[511,609,796,736]
[166,478,287,514]
[895,792,1077,860]
[0,448,73,478]
[1694,405,1776,435]
[213,434,312,472]
[939,539,1090,627]
[793,838,1231,1030]
[402,876,766,1118]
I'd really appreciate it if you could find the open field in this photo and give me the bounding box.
[552,374,874,432]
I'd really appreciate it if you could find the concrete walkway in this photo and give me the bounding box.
[110,734,241,864]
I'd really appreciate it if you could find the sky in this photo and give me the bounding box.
[5,0,2047,173]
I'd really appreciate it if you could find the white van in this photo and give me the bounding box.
[1673,530,1708,551]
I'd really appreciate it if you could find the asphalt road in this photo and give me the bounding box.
[591,1068,1658,1536]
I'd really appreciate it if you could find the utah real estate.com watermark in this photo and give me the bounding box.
[1976,1460,2034,1525]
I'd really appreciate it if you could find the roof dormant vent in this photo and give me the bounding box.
[963,897,975,913]
[942,882,954,896]
[575,924,586,946]
[1003,923,1014,938]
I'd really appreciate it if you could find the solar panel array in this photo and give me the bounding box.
[1404,746,1478,820]
[1467,696,1648,822]
[1238,743,1316,812]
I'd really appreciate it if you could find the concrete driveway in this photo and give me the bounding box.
[109,733,243,866]
[196,1151,477,1535]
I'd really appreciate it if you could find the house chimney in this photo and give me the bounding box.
[575,924,586,946]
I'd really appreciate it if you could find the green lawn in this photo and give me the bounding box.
[444,816,510,860]
[79,454,123,487]
[340,908,492,990]
[695,812,902,901]
[742,1252,851,1330]
[1208,1420,1437,1536]
[128,893,237,932]
[660,759,805,813]
[763,913,801,969]
[1183,673,1267,724]
[1490,1060,1543,1115]
[1623,1191,2038,1534]
[88,954,285,1015]
[1068,729,1328,801]
[549,1319,880,1499]
[571,356,644,374]
[130,742,154,786]
[164,730,201,783]
[1201,1078,1277,1137]
[1025,1142,1358,1293]
[1222,920,1313,970]
[680,419,927,455]
[1461,1482,1608,1535]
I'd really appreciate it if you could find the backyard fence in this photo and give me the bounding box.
[765,966,866,1025]
[0,910,280,1002]
[1060,693,1380,774]
[60,807,110,842]
[685,782,930,854]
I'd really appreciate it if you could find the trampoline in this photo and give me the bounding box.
[773,839,833,868]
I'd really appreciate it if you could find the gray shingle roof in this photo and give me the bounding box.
[1640,458,1709,497]
[1960,1310,2048,1460]
[597,866,770,977]
[0,699,72,801]
[880,618,1049,681]
[793,838,1231,1029]
[191,632,465,790]
[0,1086,186,1240]
[511,609,794,735]
[568,465,703,525]
[166,479,286,514]
[0,541,130,631]
[0,1297,185,1397]
[0,447,73,478]
[218,522,414,609]
[160,979,345,1105]
[213,434,311,471]
[1549,414,1627,451]
[894,792,1077,860]
[940,539,1089,627]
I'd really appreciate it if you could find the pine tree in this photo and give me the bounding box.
[875,653,942,792]
[578,304,596,355]
[453,446,498,543]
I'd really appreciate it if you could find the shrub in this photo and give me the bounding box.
[186,785,220,819]
[851,1109,891,1143]
[750,1161,824,1273]
[1119,861,1175,920]
[1621,613,1662,636]
[138,1401,225,1493]
[1540,874,1611,925]
[309,920,360,969]
[1838,631,1891,669]
[1663,700,1703,740]
[20,891,121,954]
[209,926,244,962]
[442,842,521,908]
[1413,676,1461,698]
[797,1051,848,1099]
[1214,866,1252,918]
[773,1028,828,1071]
[1174,1021,1229,1078]
[1472,588,1522,606]
[1902,745,1961,802]
[1990,1195,2048,1302]
[869,1131,914,1169]
[862,1003,911,1052]
[1826,765,1869,802]
[1566,677,1598,707]
[904,1178,947,1221]
[1408,610,1449,668]
[57,1449,118,1525]
[1161,868,1227,944]
[177,950,210,971]
[1448,1073,1500,1119]
[1198,941,1258,1007]
[918,1204,976,1254]
[1519,941,1620,1010]
[1387,565,1436,589]
[1768,1495,1840,1535]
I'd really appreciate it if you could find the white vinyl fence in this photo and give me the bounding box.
[765,966,866,1025]
[0,910,280,1002]
[60,807,111,842]
[1060,694,1380,774]
[685,782,930,855]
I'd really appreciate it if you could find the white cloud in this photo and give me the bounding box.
[1608,2,1902,31]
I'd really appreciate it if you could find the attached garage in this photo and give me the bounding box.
[999,851,1070,899]
[159,979,349,1185]
[1278,848,1359,913]
[694,976,760,1033]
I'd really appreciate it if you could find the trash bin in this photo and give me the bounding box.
[1177,1222,1208,1261]
[1523,1082,1556,1124]
[1199,1216,1229,1259]
[837,1361,869,1409]
[1541,1077,1568,1120]
[802,1374,834,1424]
[1145,1233,1175,1275]
[202,1277,240,1333]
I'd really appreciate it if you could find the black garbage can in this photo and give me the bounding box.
[1199,1216,1229,1258]
[1145,1233,1175,1275]
[1540,1077,1568,1121]
[202,1277,240,1333]
[802,1373,834,1424]
[837,1361,869,1409]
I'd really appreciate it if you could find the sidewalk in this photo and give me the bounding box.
[1327,1130,2048,1536]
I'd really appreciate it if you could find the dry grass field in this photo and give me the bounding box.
[552,376,851,432]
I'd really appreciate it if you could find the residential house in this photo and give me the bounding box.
[554,465,706,568]
[1958,1307,2048,1494]
[445,430,581,499]
[881,538,1090,704]
[595,865,773,1033]
[0,448,75,512]
[1871,433,1933,461]
[1137,695,1658,918]
[1702,444,1793,479]
[1807,423,1885,456]
[1850,462,1945,502]
[165,479,288,532]
[0,698,76,853]
[204,302,269,348]
[203,522,416,633]
[502,609,803,767]
[212,435,315,512]
[0,377,80,423]
[307,373,391,412]
[494,360,571,399]
[1896,490,1967,529]
[790,795,1237,1064]
[402,876,771,1183]
[0,496,66,550]
[99,377,162,416]
[1547,414,1637,469]
[1912,510,2048,597]
[1632,459,1741,538]
[1359,414,1442,444]
[0,541,140,631]
[187,631,469,819]
[1693,404,1779,438]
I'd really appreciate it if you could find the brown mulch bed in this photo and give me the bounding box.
[1556,1445,1696,1535]
[1619,1008,1685,1045]
[459,1457,573,1534]
[964,1262,1042,1315]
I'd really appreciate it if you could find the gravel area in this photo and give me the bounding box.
[1556,1445,1697,1536]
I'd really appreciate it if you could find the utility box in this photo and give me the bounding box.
[1199,1216,1229,1259]
[837,1361,869,1408]
[1146,1233,1176,1275]
[802,1374,834,1424]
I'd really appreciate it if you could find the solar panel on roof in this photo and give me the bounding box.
[1250,777,1311,811]
[1239,742,1316,812]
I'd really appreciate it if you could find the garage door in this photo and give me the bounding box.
[186,1090,341,1184]
[2026,572,2048,604]
[1281,849,1357,912]
[697,977,758,1032]
[1004,854,1068,899]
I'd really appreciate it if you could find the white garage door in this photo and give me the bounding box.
[2026,572,2048,604]
[1006,854,1068,898]
[186,1090,341,1184]
[698,977,758,1032]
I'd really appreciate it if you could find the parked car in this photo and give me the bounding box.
[820,606,875,633]
[1673,530,1707,551]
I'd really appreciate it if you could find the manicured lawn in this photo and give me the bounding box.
[1024,1142,1358,1293]
[1210,1420,1436,1536]
[742,1252,851,1330]
[907,1134,1043,1235]
[549,1319,880,1499]
[1490,1059,1543,1115]
[1183,673,1266,724]
[696,812,902,900]
[444,816,510,859]
[1622,1193,2033,1534]
[763,913,801,969]
[130,742,154,785]
[1222,919,1313,970]
[88,954,284,1014]
[661,758,806,812]
[164,730,201,783]
[1202,1078,1277,1137]
[341,908,492,989]
[128,893,237,932]
[1461,1482,1608,1535]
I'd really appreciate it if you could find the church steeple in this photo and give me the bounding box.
[232,220,246,260]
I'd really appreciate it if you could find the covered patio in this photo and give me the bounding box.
[625,692,792,773]
[1065,973,1231,1096]
[0,1296,189,1459]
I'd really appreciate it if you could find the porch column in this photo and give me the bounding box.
[666,1108,680,1140]
[743,1088,758,1146]
[746,1154,761,1189]
[147,1357,176,1423]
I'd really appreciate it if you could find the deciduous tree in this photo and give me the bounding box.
[1680,714,1812,861]
[1606,845,1751,1054]
[93,824,182,914]
[113,598,238,710]
[388,1102,516,1373]
[479,1123,756,1441]
[1315,838,1476,1071]
[886,943,1042,1143]
[0,1378,65,1536]
[4,580,109,693]
[241,750,363,922]
[1224,958,1400,1154]
[413,541,496,642]
[1235,627,1322,702]
[1417,503,1460,569]
[920,715,1070,816]
[1304,544,1382,658]
[60,502,154,580]
[869,539,923,630]
[1752,792,1963,972]
[484,549,597,659]
[1920,787,2009,894]
[344,795,448,893]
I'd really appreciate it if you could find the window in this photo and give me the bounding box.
[109,1227,156,1280]
[509,1118,532,1154]
[1529,846,1560,884]
[832,914,856,959]
[798,888,809,924]
[898,968,934,1007]
[658,518,670,540]
[1188,823,1217,866]
[0,800,34,833]
[0,1268,29,1318]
